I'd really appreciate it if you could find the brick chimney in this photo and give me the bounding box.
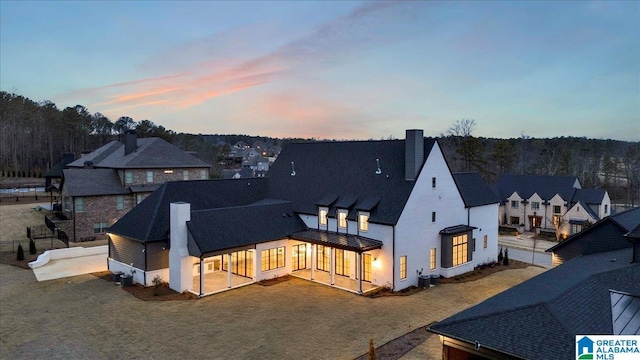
[405,129,424,181]
[124,130,138,155]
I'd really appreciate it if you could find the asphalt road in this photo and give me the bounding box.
[502,247,552,268]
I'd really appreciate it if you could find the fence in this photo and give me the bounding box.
[0,238,68,254]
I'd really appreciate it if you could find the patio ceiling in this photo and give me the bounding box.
[290,229,382,253]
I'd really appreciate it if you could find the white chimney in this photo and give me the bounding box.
[169,202,193,293]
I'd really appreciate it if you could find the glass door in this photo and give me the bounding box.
[292,244,306,271]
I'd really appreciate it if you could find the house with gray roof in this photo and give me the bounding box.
[107,129,500,296]
[493,174,611,238]
[546,206,640,266]
[428,247,640,359]
[55,131,210,242]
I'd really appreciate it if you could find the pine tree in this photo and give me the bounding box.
[29,238,37,255]
[498,247,504,264]
[503,248,509,266]
[17,244,25,261]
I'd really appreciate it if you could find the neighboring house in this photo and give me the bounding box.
[428,247,640,359]
[493,174,611,238]
[242,155,270,172]
[55,131,210,242]
[546,206,640,266]
[107,130,499,296]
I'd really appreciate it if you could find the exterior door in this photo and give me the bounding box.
[292,244,306,271]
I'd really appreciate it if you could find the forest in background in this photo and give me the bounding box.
[1,91,638,204]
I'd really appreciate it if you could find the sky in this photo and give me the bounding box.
[1,1,639,141]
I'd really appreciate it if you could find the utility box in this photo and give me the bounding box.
[111,271,123,283]
[120,274,133,287]
[418,275,430,288]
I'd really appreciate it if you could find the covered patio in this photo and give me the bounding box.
[191,270,254,296]
[290,229,383,294]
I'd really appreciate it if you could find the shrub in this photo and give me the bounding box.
[29,238,37,255]
[17,244,25,261]
[503,248,509,266]
[498,247,504,264]
[152,275,165,296]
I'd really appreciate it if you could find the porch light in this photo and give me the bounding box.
[372,257,381,269]
[164,169,174,174]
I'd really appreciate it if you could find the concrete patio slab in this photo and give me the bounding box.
[32,253,107,281]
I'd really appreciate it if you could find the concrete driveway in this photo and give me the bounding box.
[0,263,545,360]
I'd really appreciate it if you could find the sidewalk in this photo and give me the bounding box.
[498,232,558,253]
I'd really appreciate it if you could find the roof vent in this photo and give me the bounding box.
[375,159,382,175]
[291,162,296,176]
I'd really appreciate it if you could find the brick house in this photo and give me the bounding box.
[55,131,210,242]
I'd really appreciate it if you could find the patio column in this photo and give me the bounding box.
[330,247,335,286]
[252,250,257,279]
[227,253,232,288]
[310,244,315,280]
[199,259,204,296]
[357,252,363,294]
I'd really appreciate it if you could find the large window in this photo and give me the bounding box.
[510,216,520,225]
[452,234,468,266]
[316,245,331,271]
[338,210,347,229]
[430,248,436,270]
[335,249,350,276]
[75,197,84,212]
[125,171,133,184]
[93,221,109,234]
[223,251,254,277]
[261,246,285,272]
[146,171,153,183]
[571,224,583,235]
[362,253,372,282]
[554,205,562,214]
[511,200,519,209]
[292,244,306,271]
[319,208,328,226]
[358,213,369,232]
[531,202,540,210]
[116,195,124,210]
[400,255,407,280]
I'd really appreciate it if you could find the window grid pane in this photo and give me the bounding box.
[430,248,436,270]
[400,256,407,279]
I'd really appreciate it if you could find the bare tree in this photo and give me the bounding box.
[447,119,477,137]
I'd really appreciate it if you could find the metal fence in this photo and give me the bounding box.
[0,238,68,254]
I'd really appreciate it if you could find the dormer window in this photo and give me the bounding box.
[338,210,348,230]
[318,207,328,227]
[358,212,369,232]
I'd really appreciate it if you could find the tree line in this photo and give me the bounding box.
[1,92,637,204]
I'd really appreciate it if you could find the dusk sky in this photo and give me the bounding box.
[1,1,639,141]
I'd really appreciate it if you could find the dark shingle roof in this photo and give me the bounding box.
[108,179,268,242]
[494,174,579,202]
[187,201,307,256]
[612,206,640,232]
[62,169,129,197]
[266,139,436,225]
[44,154,75,178]
[429,249,640,359]
[452,172,499,207]
[572,188,607,204]
[67,138,210,169]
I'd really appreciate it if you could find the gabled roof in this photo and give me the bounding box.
[493,174,579,202]
[187,200,307,257]
[266,139,436,225]
[62,169,129,197]
[67,138,210,169]
[567,200,599,220]
[547,207,640,252]
[452,172,499,208]
[108,179,268,242]
[429,249,640,359]
[44,153,75,178]
[572,188,607,204]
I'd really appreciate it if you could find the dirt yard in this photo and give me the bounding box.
[0,203,53,242]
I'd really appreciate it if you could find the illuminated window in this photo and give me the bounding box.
[358,213,369,232]
[319,208,328,227]
[483,235,488,249]
[400,256,407,280]
[124,171,133,184]
[183,170,189,180]
[292,244,306,271]
[75,197,84,212]
[223,251,253,277]
[316,245,331,271]
[261,246,285,272]
[362,254,371,282]
[335,249,350,276]
[452,234,468,266]
[338,210,347,229]
[146,171,153,183]
[116,195,124,210]
[553,215,562,225]
[430,248,436,270]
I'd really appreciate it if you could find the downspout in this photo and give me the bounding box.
[467,208,470,226]
[392,225,396,291]
[144,243,147,286]
[72,197,76,243]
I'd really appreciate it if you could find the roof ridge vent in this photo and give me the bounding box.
[291,162,296,176]
[375,158,382,175]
